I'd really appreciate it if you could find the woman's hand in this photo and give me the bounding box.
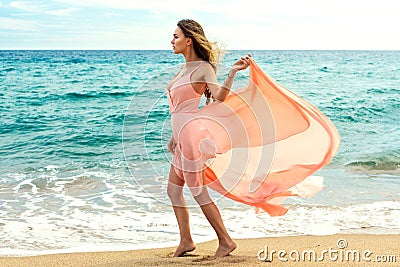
[232,54,252,71]
[167,137,176,153]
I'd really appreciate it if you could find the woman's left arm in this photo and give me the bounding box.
[204,54,252,102]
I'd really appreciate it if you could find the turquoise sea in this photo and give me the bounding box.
[0,50,399,255]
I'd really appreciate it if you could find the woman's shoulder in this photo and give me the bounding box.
[196,61,214,74]
[191,61,213,79]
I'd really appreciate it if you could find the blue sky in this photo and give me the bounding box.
[1,0,399,50]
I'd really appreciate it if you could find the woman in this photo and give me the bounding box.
[166,19,248,257]
[165,19,340,258]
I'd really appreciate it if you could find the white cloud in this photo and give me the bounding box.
[201,0,400,49]
[54,0,175,10]
[54,0,243,15]
[9,1,77,16]
[9,1,48,13]
[0,17,38,31]
[46,7,77,16]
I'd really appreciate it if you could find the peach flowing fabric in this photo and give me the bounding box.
[167,60,340,216]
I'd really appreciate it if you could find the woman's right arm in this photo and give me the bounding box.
[168,136,176,153]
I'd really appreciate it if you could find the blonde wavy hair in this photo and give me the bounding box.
[177,19,223,104]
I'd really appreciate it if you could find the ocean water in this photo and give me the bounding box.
[0,50,399,256]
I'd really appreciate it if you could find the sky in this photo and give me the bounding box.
[0,0,399,50]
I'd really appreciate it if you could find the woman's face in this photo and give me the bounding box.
[171,27,189,54]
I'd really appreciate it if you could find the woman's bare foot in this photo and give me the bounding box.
[173,241,196,257]
[214,239,237,257]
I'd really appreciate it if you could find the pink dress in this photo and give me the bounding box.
[166,60,340,216]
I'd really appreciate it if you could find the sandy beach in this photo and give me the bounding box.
[1,234,398,266]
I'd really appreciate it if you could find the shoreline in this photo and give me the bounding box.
[1,234,399,266]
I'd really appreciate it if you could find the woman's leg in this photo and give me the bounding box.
[167,165,196,257]
[193,186,237,257]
